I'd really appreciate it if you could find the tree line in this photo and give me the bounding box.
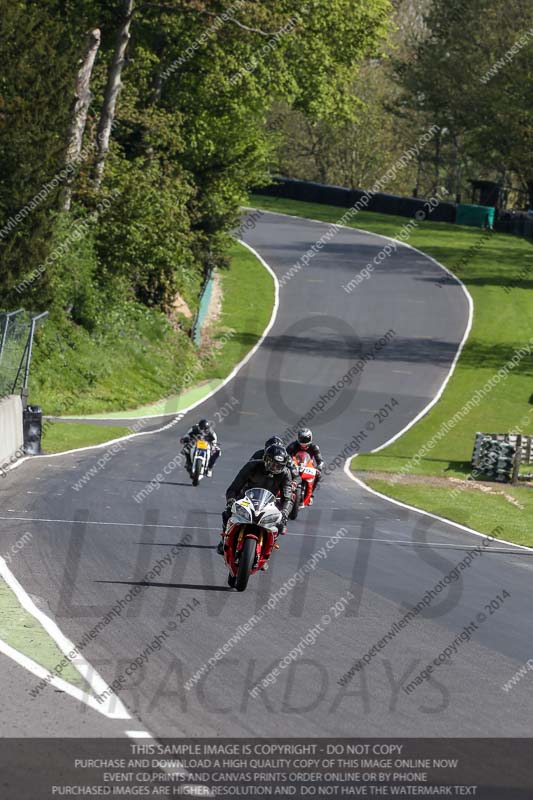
[275,0,533,209]
[0,0,391,331]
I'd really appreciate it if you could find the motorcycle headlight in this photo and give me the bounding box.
[259,512,281,528]
[232,504,252,523]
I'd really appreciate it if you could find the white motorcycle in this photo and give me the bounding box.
[189,438,212,486]
[223,488,283,591]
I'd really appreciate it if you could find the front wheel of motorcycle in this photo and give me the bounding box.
[235,537,256,592]
[192,462,201,487]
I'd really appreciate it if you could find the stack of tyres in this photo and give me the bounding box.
[471,433,515,482]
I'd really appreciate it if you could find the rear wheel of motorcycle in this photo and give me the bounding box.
[227,573,236,588]
[192,462,201,487]
[235,538,256,592]
[289,487,301,520]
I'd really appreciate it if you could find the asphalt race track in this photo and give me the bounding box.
[1,210,532,738]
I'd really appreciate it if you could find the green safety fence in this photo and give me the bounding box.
[191,270,215,346]
[448,203,494,229]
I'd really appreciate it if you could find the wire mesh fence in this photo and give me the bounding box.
[0,310,48,398]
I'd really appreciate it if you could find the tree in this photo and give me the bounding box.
[62,27,101,210]
[396,0,533,205]
[0,0,82,303]
[94,0,134,188]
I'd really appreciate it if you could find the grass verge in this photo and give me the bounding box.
[250,194,533,545]
[42,422,131,454]
[0,577,85,689]
[201,239,275,383]
[365,479,532,547]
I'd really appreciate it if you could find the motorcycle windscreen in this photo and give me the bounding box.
[244,487,276,512]
[295,450,313,467]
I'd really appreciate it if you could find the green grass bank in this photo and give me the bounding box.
[33,239,275,449]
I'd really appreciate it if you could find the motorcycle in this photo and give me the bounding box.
[222,488,282,592]
[289,450,317,519]
[189,438,212,486]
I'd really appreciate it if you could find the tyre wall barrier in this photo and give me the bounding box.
[494,215,533,239]
[253,177,457,223]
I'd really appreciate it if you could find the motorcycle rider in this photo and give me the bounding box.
[250,436,299,480]
[217,444,293,559]
[286,428,323,503]
[180,418,220,477]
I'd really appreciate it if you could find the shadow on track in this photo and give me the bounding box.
[95,579,230,592]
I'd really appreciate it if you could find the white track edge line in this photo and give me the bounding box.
[0,637,126,716]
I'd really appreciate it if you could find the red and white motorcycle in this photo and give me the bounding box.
[289,450,318,520]
[222,488,282,592]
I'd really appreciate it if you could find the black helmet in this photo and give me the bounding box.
[198,418,210,433]
[297,428,312,447]
[265,435,283,450]
[264,444,287,475]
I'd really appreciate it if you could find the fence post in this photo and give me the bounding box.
[22,311,49,407]
[0,315,8,366]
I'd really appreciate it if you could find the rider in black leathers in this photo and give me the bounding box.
[250,436,299,480]
[286,428,324,500]
[218,445,293,555]
[180,418,220,476]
